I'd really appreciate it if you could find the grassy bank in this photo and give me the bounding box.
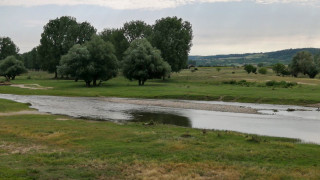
[0,100,319,179]
[1,67,320,105]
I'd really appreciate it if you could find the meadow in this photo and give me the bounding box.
[1,67,320,105]
[0,99,319,179]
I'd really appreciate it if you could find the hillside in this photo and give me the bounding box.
[189,48,320,66]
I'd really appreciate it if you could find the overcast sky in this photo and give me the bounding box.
[1,0,320,55]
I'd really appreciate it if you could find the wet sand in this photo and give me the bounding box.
[101,98,258,114]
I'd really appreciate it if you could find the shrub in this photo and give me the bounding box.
[258,68,267,74]
[265,80,297,88]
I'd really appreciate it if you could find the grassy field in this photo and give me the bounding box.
[1,67,320,105]
[0,99,319,179]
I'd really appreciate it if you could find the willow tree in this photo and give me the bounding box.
[122,39,171,86]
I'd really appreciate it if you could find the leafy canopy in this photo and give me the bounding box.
[38,16,96,77]
[122,39,171,85]
[0,56,27,81]
[58,36,118,87]
[152,16,193,72]
[290,51,319,78]
[0,37,19,60]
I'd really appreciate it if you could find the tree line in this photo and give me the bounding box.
[0,16,193,86]
[243,51,320,78]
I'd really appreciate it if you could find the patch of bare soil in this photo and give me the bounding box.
[102,98,257,114]
[10,84,53,90]
[297,82,317,86]
[125,162,241,180]
[0,110,47,116]
[0,141,49,155]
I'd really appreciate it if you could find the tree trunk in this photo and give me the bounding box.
[75,78,78,82]
[5,76,10,82]
[54,71,58,79]
[11,76,16,80]
[86,81,91,87]
[138,79,142,86]
[142,80,145,85]
[93,79,97,86]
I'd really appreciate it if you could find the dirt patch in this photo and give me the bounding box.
[0,110,47,116]
[102,98,257,114]
[125,162,241,180]
[10,84,53,90]
[297,82,317,86]
[55,118,71,121]
[0,141,48,155]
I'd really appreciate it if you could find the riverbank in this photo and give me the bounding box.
[0,99,319,179]
[1,68,320,106]
[102,97,258,114]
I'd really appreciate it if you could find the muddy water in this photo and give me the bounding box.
[0,94,319,144]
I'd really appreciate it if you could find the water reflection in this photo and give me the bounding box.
[130,111,191,127]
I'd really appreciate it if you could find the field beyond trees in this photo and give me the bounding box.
[1,67,320,105]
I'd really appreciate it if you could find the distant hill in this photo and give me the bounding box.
[189,48,320,67]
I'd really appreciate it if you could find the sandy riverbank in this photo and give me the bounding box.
[101,98,258,114]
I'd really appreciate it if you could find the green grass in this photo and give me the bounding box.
[0,87,319,179]
[0,99,31,113]
[1,67,320,105]
[0,115,319,179]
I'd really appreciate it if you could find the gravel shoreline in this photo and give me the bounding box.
[101,98,258,114]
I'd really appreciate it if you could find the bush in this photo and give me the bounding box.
[258,68,267,74]
[265,80,297,88]
[222,80,255,87]
[0,56,27,81]
[244,64,256,74]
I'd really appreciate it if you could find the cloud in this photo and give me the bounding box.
[0,0,318,10]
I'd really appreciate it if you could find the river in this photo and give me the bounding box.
[0,94,319,144]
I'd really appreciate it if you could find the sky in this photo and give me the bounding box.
[1,0,320,55]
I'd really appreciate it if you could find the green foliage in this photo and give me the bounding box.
[123,20,152,43]
[0,56,27,81]
[222,80,255,87]
[258,67,267,74]
[57,36,118,87]
[152,16,193,72]
[216,67,221,72]
[265,80,297,88]
[290,51,319,78]
[257,63,264,67]
[272,63,287,76]
[21,47,41,70]
[244,64,255,74]
[122,39,171,85]
[0,37,19,60]
[38,16,96,78]
[99,28,130,61]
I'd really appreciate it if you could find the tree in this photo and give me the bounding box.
[258,68,267,74]
[244,64,255,74]
[122,39,171,85]
[257,63,264,67]
[22,47,41,70]
[290,51,318,78]
[216,67,221,72]
[123,20,152,43]
[58,36,118,87]
[152,16,193,72]
[0,37,19,60]
[272,63,286,76]
[100,28,130,61]
[0,56,27,81]
[38,16,96,78]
